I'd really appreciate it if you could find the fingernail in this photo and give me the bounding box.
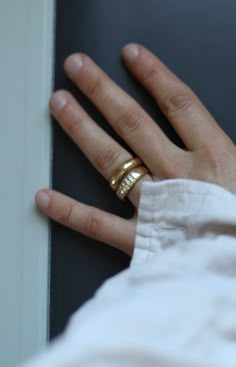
[64,54,83,77]
[36,191,50,208]
[50,91,67,113]
[123,44,140,62]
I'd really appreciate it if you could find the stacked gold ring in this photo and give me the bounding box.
[110,157,150,200]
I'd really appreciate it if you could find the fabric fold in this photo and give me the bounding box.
[131,178,236,266]
[20,179,236,367]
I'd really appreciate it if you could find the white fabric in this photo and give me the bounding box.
[21,179,236,367]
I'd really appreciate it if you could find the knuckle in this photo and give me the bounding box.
[162,152,192,179]
[161,91,193,115]
[65,112,83,135]
[203,146,218,169]
[200,145,232,179]
[141,64,160,83]
[164,165,186,179]
[85,211,102,238]
[95,144,121,172]
[58,202,75,227]
[116,108,144,136]
[86,75,103,98]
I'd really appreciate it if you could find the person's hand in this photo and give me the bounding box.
[35,43,236,256]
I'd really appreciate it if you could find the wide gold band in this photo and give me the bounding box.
[116,166,149,200]
[110,157,142,190]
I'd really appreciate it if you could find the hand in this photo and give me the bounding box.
[35,43,236,256]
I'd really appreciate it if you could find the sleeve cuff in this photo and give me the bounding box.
[131,178,236,267]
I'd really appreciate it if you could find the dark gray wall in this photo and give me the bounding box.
[51,0,236,338]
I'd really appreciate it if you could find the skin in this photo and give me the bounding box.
[35,43,236,257]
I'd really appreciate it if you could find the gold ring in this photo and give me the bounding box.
[110,157,142,191]
[116,166,149,200]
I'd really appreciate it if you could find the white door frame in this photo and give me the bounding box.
[0,1,54,366]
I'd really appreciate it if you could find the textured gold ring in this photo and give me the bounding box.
[116,166,149,200]
[110,157,142,191]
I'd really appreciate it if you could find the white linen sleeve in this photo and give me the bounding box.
[131,178,236,267]
[19,179,236,367]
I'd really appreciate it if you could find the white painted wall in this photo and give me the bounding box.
[0,1,54,366]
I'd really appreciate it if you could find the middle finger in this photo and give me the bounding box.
[64,53,181,174]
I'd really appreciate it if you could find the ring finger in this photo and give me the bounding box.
[49,90,152,207]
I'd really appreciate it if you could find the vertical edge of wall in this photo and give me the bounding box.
[0,0,55,366]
